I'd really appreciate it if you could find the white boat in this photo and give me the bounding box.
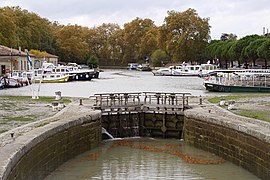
[200,64,219,77]
[31,69,69,83]
[127,63,139,70]
[9,71,31,86]
[171,64,201,76]
[152,66,173,76]
[43,62,96,81]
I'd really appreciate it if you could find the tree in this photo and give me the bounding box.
[29,49,48,58]
[220,33,237,41]
[0,6,55,53]
[139,26,159,61]
[257,38,270,68]
[86,54,99,68]
[151,49,170,67]
[243,37,266,66]
[0,8,17,47]
[123,18,155,63]
[163,8,210,63]
[53,24,88,63]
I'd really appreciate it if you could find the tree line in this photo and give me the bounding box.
[0,6,269,68]
[204,34,270,68]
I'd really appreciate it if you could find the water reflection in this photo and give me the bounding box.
[45,138,258,180]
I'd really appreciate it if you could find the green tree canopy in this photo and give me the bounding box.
[163,8,210,63]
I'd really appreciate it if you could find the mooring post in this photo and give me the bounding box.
[79,99,83,105]
[182,94,185,111]
[199,95,202,105]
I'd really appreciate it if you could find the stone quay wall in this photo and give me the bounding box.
[184,106,270,180]
[0,105,102,180]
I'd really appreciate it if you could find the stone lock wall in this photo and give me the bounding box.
[184,107,270,180]
[0,107,102,180]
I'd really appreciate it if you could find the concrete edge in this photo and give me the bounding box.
[184,106,270,143]
[0,105,101,180]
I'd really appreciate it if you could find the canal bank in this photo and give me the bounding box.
[0,97,269,179]
[0,102,102,180]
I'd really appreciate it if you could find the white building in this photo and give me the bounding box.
[0,45,58,76]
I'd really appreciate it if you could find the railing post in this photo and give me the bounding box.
[182,94,185,111]
[124,93,128,105]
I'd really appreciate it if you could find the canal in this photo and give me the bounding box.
[0,69,219,97]
[1,69,258,179]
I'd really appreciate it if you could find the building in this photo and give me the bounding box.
[0,45,58,76]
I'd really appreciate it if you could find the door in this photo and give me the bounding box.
[1,65,5,75]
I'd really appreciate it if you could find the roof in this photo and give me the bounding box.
[0,45,34,57]
[45,53,58,58]
[0,45,58,59]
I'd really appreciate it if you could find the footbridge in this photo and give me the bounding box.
[92,92,191,139]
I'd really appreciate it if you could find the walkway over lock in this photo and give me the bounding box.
[92,92,191,114]
[91,92,192,139]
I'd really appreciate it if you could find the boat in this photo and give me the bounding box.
[32,71,70,83]
[200,63,219,77]
[0,80,3,89]
[204,69,270,92]
[137,63,152,71]
[67,62,99,79]
[171,64,201,76]
[127,63,139,70]
[9,71,31,86]
[31,67,70,83]
[152,66,173,76]
[0,76,22,88]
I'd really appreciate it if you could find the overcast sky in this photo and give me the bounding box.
[0,0,269,39]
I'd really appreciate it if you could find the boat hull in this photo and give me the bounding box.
[204,82,270,92]
[33,76,69,83]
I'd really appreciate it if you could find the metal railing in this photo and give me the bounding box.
[92,92,191,113]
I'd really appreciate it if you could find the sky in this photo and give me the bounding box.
[0,0,270,40]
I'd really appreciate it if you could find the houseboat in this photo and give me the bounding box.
[204,69,270,92]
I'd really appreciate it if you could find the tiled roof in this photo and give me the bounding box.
[0,45,58,58]
[0,45,29,56]
[45,53,58,58]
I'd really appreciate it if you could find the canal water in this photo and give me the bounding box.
[0,69,221,97]
[1,69,257,179]
[45,138,258,180]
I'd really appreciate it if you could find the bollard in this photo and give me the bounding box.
[79,99,83,105]
[55,91,62,100]
[199,95,202,105]
[219,98,226,106]
[10,132,14,138]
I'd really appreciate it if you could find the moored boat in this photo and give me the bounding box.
[171,64,201,76]
[127,63,139,70]
[0,76,22,88]
[152,66,173,76]
[33,73,70,83]
[204,69,270,92]
[137,63,152,71]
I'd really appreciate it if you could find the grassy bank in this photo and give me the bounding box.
[207,94,270,122]
[0,96,72,134]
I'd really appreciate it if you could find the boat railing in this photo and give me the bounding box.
[211,73,270,87]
